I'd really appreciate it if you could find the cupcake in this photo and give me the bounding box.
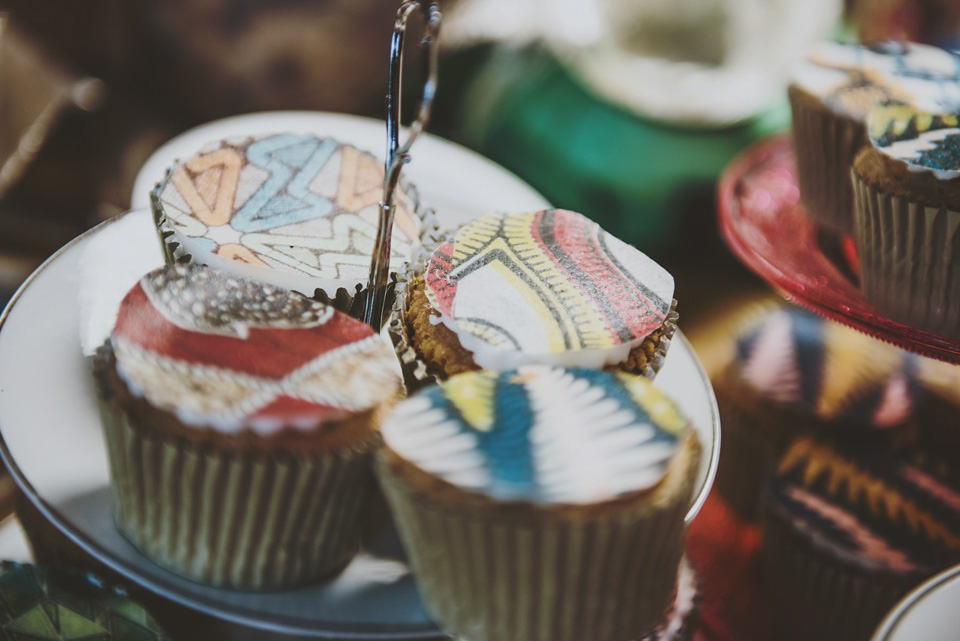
[0,562,170,639]
[153,132,428,315]
[94,263,401,590]
[377,366,701,641]
[638,558,701,641]
[853,103,960,338]
[789,40,960,232]
[713,304,920,519]
[395,209,677,389]
[763,436,960,641]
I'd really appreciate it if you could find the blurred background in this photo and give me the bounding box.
[1,0,959,329]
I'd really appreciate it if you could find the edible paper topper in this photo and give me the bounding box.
[793,41,960,118]
[111,264,399,433]
[156,133,421,293]
[424,210,675,370]
[869,103,960,179]
[382,366,688,504]
[734,307,918,427]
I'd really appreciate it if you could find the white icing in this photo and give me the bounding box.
[881,127,960,179]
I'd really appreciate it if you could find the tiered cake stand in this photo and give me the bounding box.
[0,112,721,640]
[716,135,960,641]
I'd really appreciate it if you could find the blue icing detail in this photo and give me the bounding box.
[573,369,676,449]
[232,134,336,233]
[789,310,825,411]
[475,374,537,497]
[190,237,218,252]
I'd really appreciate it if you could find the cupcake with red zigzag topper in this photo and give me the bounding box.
[94,262,401,590]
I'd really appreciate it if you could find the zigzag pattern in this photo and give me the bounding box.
[159,133,420,282]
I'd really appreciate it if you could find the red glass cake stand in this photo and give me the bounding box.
[717,135,960,365]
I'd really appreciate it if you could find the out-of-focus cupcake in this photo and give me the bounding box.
[94,263,401,590]
[712,304,920,519]
[789,40,960,232]
[763,436,960,641]
[637,558,701,641]
[394,209,677,389]
[377,365,701,641]
[153,133,430,317]
[853,103,960,338]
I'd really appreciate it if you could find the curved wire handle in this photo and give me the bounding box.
[363,0,442,328]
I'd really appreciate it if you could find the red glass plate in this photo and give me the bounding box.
[717,135,960,364]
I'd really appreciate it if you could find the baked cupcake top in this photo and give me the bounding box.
[733,306,918,428]
[156,133,422,296]
[423,210,674,370]
[792,41,960,119]
[382,366,690,504]
[769,437,960,575]
[868,103,960,180]
[110,263,399,433]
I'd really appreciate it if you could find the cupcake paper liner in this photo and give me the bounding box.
[763,503,923,641]
[94,354,379,591]
[152,172,441,326]
[388,236,678,394]
[637,557,701,641]
[853,173,960,339]
[789,86,867,233]
[378,455,691,641]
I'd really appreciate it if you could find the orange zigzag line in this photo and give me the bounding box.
[779,439,960,550]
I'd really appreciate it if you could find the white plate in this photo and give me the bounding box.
[1,114,719,638]
[131,110,549,228]
[872,563,960,641]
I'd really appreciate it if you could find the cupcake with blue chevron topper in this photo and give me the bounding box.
[377,365,701,641]
[763,436,960,641]
[153,133,432,318]
[853,103,960,338]
[713,303,920,519]
[392,209,678,390]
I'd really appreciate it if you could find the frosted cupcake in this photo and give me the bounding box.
[94,263,401,590]
[377,366,701,641]
[789,40,960,232]
[713,304,920,518]
[853,103,960,338]
[764,436,960,641]
[153,133,428,315]
[395,209,677,388]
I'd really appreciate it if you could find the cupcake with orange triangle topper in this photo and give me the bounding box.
[711,302,922,519]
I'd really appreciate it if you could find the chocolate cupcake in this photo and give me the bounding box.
[789,40,960,232]
[853,103,960,337]
[763,436,960,641]
[713,304,920,519]
[153,133,429,316]
[377,366,701,641]
[94,263,401,590]
[0,562,170,639]
[395,209,677,389]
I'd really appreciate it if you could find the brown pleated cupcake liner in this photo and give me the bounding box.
[789,86,867,233]
[94,358,379,591]
[151,173,441,327]
[712,376,802,521]
[763,504,925,641]
[377,456,691,641]
[853,174,960,339]
[389,236,678,394]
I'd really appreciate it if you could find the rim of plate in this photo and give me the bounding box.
[871,562,960,641]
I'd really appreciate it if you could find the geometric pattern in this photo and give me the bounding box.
[868,103,960,177]
[112,264,399,433]
[383,366,686,504]
[773,438,960,575]
[158,133,421,284]
[798,41,960,119]
[0,562,169,640]
[423,210,673,362]
[735,306,918,427]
